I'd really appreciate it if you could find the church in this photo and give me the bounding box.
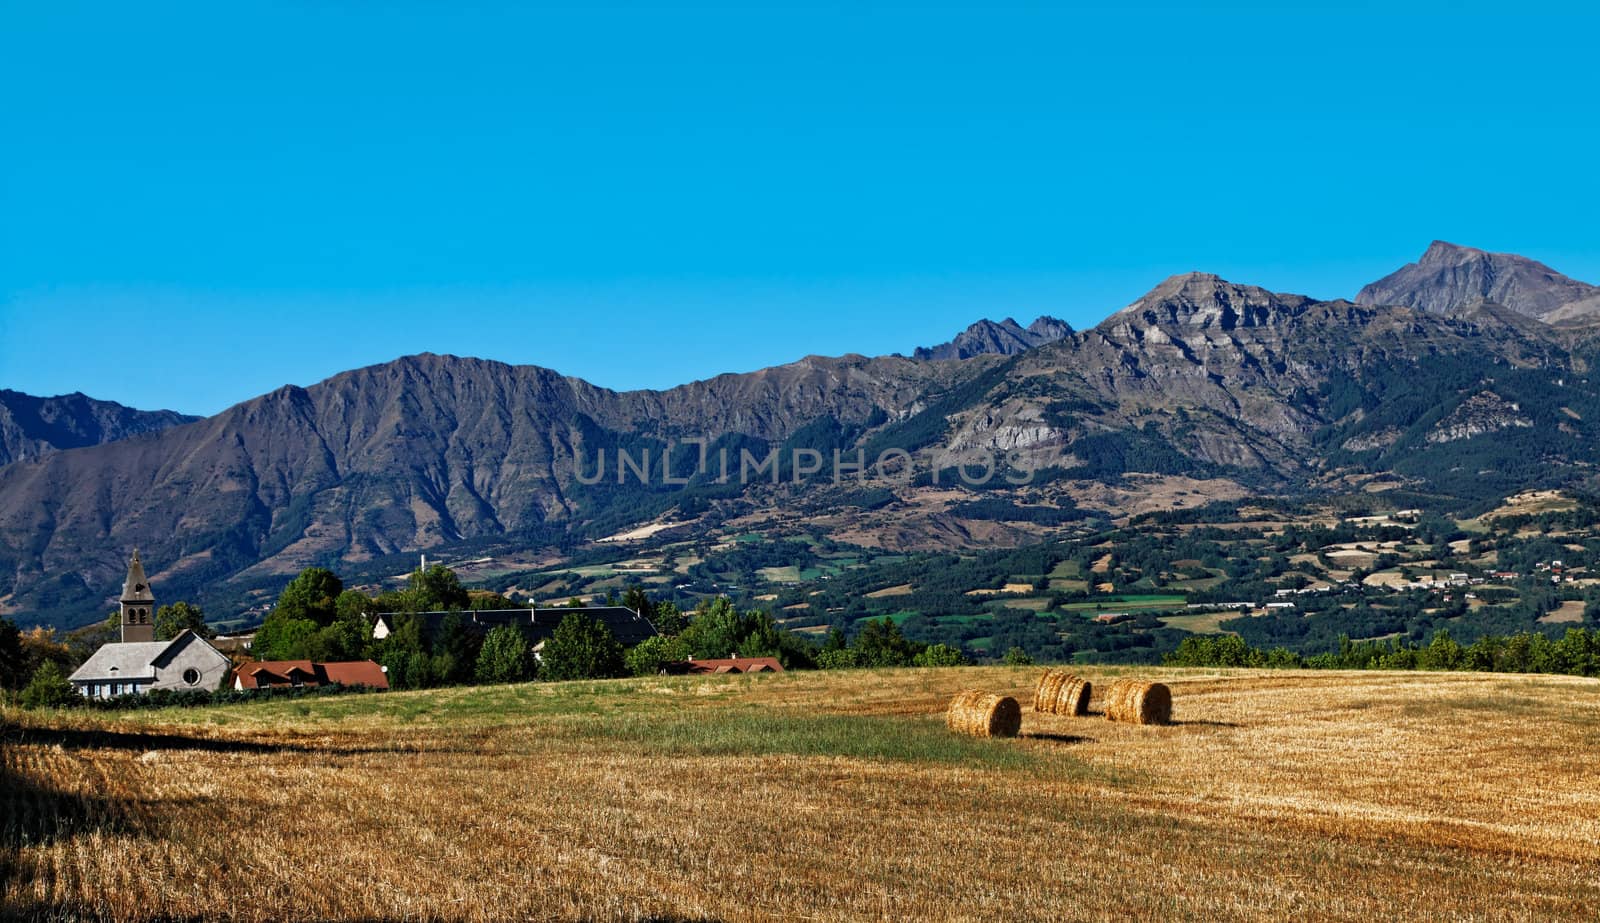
[68,551,232,699]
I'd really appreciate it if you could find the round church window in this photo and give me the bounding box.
[182,668,201,686]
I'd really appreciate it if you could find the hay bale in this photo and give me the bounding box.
[946,689,1022,738]
[1103,679,1172,725]
[1033,669,1092,716]
[1033,669,1069,712]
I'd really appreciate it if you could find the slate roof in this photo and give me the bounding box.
[69,640,171,682]
[121,549,155,603]
[67,630,222,683]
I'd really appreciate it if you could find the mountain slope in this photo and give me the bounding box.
[913,316,1073,360]
[1356,241,1600,322]
[0,390,197,467]
[0,352,987,623]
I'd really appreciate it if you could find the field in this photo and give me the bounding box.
[4,668,1600,922]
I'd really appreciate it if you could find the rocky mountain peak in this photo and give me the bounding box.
[1358,242,1600,322]
[1103,273,1312,332]
[913,315,1074,361]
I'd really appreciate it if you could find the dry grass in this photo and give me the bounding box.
[4,667,1600,921]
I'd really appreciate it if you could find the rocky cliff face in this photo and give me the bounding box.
[1357,241,1600,323]
[0,390,197,467]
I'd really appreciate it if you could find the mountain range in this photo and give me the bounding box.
[0,390,196,468]
[2,242,1597,628]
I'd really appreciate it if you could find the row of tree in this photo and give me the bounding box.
[1164,627,1600,676]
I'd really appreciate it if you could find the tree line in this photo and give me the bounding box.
[1164,627,1600,676]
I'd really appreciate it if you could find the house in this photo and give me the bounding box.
[68,552,231,699]
[664,657,784,675]
[1093,612,1132,624]
[234,660,389,691]
[371,606,658,647]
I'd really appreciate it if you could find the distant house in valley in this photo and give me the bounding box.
[664,657,784,675]
[68,551,231,699]
[371,606,658,647]
[234,660,389,691]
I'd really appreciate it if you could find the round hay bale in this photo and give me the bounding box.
[1056,675,1092,716]
[1103,679,1172,725]
[946,689,1022,738]
[1033,669,1070,712]
[1033,669,1092,716]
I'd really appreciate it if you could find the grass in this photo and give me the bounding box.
[4,668,1600,921]
[1060,593,1187,613]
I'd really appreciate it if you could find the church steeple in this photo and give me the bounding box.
[120,549,156,643]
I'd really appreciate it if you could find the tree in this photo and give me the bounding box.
[20,660,75,708]
[912,643,967,667]
[650,601,686,636]
[540,613,625,681]
[0,617,24,690]
[1001,646,1034,666]
[251,616,320,661]
[624,635,691,676]
[409,565,468,611]
[475,624,534,684]
[432,612,479,684]
[275,567,344,625]
[621,585,656,622]
[852,618,919,668]
[154,601,212,641]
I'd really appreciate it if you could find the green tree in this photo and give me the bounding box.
[624,635,691,676]
[20,660,75,708]
[650,600,686,636]
[817,648,860,669]
[540,613,625,681]
[621,585,655,621]
[852,618,920,668]
[1001,646,1034,666]
[251,616,320,661]
[410,565,469,611]
[275,567,344,624]
[154,601,211,641]
[432,612,479,684]
[912,643,966,667]
[475,624,534,684]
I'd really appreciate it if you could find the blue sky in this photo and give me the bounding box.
[3,1,1597,416]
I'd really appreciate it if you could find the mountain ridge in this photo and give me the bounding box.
[1357,241,1600,323]
[4,244,1596,628]
[0,389,198,468]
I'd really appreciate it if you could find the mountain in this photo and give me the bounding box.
[913,316,1073,360]
[0,390,198,467]
[4,249,1598,629]
[1356,241,1600,323]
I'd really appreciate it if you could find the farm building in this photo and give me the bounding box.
[371,606,658,647]
[68,552,231,699]
[234,660,389,691]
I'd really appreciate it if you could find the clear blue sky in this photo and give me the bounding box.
[3,1,1597,416]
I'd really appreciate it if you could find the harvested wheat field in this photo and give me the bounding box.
[4,667,1600,922]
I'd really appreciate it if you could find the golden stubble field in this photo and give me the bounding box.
[3,666,1599,922]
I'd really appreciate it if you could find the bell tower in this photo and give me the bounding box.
[120,550,156,643]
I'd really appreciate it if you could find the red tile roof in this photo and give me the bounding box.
[681,657,784,674]
[235,660,389,690]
